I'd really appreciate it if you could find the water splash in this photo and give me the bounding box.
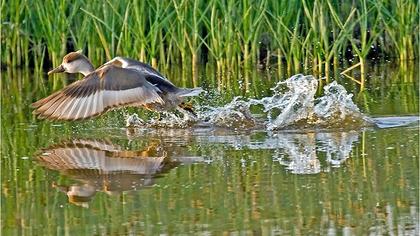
[312,81,373,129]
[198,97,257,129]
[148,112,195,128]
[125,109,199,129]
[251,74,319,130]
[125,74,372,130]
[198,74,373,130]
[372,116,419,128]
[125,114,144,127]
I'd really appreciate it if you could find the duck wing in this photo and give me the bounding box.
[106,57,181,94]
[37,139,165,174]
[116,58,203,96]
[32,65,164,121]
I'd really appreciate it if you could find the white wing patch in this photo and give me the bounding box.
[34,86,164,120]
[103,87,164,108]
[38,143,165,173]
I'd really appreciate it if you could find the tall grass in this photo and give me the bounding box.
[1,0,418,78]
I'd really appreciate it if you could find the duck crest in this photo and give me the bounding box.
[63,52,84,63]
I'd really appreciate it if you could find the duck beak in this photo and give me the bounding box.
[48,65,65,75]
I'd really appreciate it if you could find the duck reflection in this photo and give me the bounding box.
[36,139,201,207]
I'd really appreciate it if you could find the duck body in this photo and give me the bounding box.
[104,57,202,112]
[32,51,202,121]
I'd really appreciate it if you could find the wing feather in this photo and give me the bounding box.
[32,65,164,121]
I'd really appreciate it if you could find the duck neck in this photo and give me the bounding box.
[80,61,95,76]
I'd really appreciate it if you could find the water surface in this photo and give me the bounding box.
[1,61,419,235]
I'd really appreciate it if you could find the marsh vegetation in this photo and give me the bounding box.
[2,0,418,76]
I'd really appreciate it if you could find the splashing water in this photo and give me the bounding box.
[125,114,144,127]
[198,74,372,130]
[312,81,373,128]
[148,111,197,128]
[126,111,197,129]
[126,74,373,130]
[198,97,257,129]
[251,74,319,130]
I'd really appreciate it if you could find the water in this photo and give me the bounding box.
[1,62,419,235]
[196,74,373,130]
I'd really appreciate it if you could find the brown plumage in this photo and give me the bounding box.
[63,51,86,63]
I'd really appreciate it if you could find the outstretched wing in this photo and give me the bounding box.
[32,65,164,121]
[37,139,166,174]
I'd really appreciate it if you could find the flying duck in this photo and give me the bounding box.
[32,50,203,121]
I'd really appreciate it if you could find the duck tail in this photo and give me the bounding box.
[177,87,203,97]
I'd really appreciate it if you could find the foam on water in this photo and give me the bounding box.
[372,116,419,128]
[123,100,200,128]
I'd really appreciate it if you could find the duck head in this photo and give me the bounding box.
[48,50,95,76]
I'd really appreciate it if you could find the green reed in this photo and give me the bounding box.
[1,0,419,79]
[374,0,418,61]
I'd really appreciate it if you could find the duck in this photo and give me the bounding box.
[32,50,203,121]
[37,139,169,207]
